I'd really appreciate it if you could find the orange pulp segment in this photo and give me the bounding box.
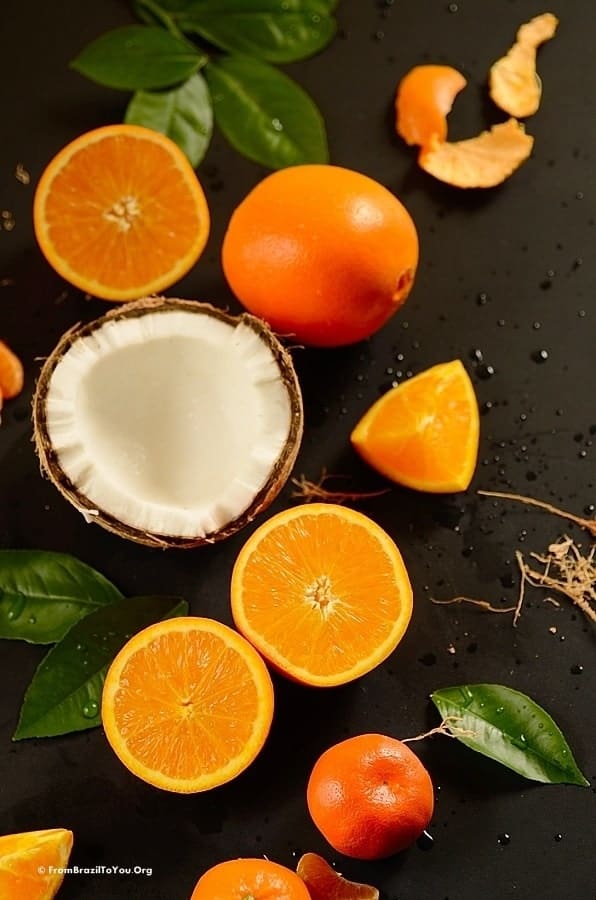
[101,617,274,793]
[490,13,559,118]
[33,124,210,301]
[396,65,467,147]
[0,339,24,400]
[0,828,73,900]
[351,360,479,493]
[418,119,533,188]
[231,503,413,687]
[297,852,380,900]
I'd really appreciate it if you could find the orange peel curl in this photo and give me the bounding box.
[490,13,559,117]
[418,119,534,189]
[395,65,467,147]
[297,853,380,900]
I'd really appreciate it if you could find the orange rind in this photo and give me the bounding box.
[418,119,534,189]
[297,853,380,900]
[490,13,559,117]
[395,65,467,147]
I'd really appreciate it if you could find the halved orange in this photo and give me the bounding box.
[297,853,379,900]
[33,124,210,301]
[101,617,274,793]
[395,65,467,147]
[0,828,73,900]
[231,503,412,687]
[351,360,479,493]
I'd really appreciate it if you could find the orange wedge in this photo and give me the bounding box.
[231,503,412,687]
[297,853,379,900]
[101,617,274,793]
[418,119,534,188]
[396,65,467,147]
[490,13,559,118]
[33,124,210,301]
[0,828,73,900]
[351,360,479,493]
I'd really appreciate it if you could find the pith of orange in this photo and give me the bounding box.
[101,617,274,793]
[0,828,73,900]
[396,65,467,147]
[230,503,412,687]
[297,853,379,900]
[33,124,210,301]
[307,734,434,860]
[351,360,479,493]
[190,858,311,900]
[222,164,418,347]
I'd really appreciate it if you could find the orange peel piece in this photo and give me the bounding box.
[396,65,467,146]
[419,119,534,189]
[297,853,380,900]
[490,13,559,117]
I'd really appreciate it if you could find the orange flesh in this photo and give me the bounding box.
[102,618,273,792]
[0,340,24,399]
[297,853,379,900]
[351,360,479,492]
[0,829,73,900]
[396,65,467,146]
[34,126,209,300]
[232,505,412,686]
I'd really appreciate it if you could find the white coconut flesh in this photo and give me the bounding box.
[38,304,301,542]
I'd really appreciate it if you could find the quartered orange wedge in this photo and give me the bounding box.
[33,124,210,301]
[231,504,412,687]
[0,828,73,900]
[351,360,479,493]
[102,617,274,793]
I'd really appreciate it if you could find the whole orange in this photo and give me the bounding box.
[307,733,434,859]
[190,858,311,900]
[222,165,418,347]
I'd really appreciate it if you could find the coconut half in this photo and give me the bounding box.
[33,298,303,548]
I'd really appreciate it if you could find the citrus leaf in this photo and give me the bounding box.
[70,25,205,90]
[180,0,336,64]
[431,684,589,786]
[13,596,188,740]
[0,551,122,644]
[125,72,213,166]
[133,0,193,28]
[205,54,328,168]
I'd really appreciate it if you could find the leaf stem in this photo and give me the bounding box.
[139,0,185,40]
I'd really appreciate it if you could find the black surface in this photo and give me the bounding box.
[1,1,595,898]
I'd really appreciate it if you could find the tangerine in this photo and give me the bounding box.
[222,165,418,347]
[307,733,434,859]
[190,858,311,900]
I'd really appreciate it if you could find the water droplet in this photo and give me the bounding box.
[417,830,435,850]
[554,833,563,842]
[76,643,86,652]
[447,1,458,11]
[271,118,283,132]
[477,364,496,380]
[5,595,26,621]
[82,699,99,719]
[27,616,36,625]
[497,833,511,846]
[532,349,549,363]
[570,664,584,675]
[477,291,489,306]
[495,706,504,715]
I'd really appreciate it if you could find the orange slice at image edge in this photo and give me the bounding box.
[101,617,274,793]
[231,503,413,687]
[0,828,73,900]
[33,124,210,301]
[351,360,480,493]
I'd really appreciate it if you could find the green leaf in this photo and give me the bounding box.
[70,25,205,91]
[205,54,328,169]
[0,551,122,644]
[180,0,336,64]
[431,684,589,787]
[13,596,188,740]
[125,72,213,166]
[133,0,192,32]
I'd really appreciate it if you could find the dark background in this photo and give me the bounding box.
[1,1,594,898]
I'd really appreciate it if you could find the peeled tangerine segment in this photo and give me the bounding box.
[396,65,467,146]
[490,13,559,117]
[297,853,379,900]
[419,119,534,189]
